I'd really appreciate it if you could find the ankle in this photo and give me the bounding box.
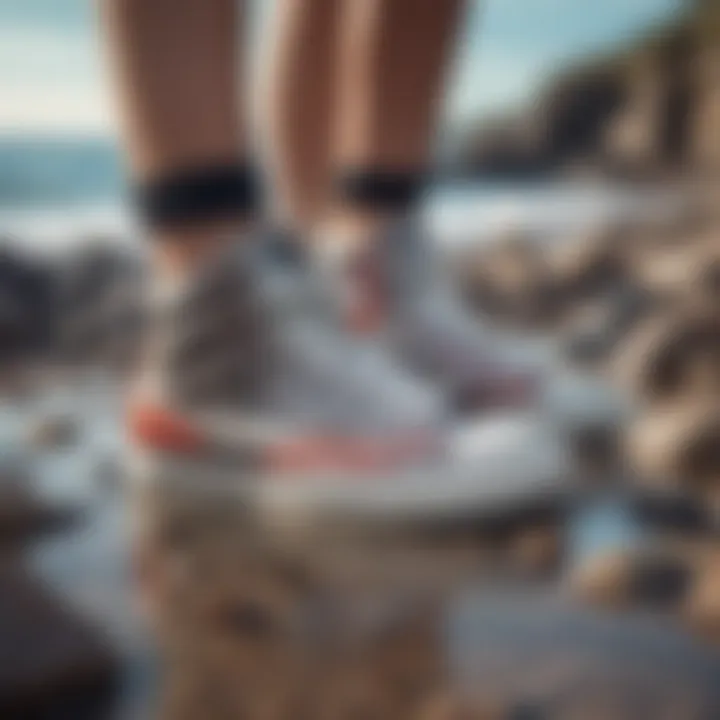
[316,209,395,254]
[136,160,261,278]
[151,217,254,279]
[317,166,426,249]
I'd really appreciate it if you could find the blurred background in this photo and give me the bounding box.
[0,1,718,718]
[1,0,716,243]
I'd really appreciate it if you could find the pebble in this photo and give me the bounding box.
[683,561,720,646]
[612,305,720,402]
[27,414,79,450]
[570,547,694,609]
[626,403,720,496]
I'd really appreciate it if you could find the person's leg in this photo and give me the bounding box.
[99,0,252,275]
[327,0,464,239]
[317,1,539,408]
[260,0,339,230]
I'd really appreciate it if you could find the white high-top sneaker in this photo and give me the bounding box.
[315,218,544,411]
[127,230,570,527]
[314,217,628,434]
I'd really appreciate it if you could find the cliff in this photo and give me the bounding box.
[460,0,720,178]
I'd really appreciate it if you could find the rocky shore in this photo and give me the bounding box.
[127,198,717,717]
[0,454,121,719]
[0,188,718,718]
[452,0,720,181]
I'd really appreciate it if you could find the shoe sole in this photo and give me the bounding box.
[126,417,573,531]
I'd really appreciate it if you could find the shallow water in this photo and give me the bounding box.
[0,377,156,718]
[0,374,648,718]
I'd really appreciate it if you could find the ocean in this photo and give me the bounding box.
[0,136,679,251]
[0,180,681,260]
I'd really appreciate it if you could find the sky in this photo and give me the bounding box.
[0,0,686,136]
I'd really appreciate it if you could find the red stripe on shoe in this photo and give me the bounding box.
[265,432,437,476]
[128,404,207,455]
[128,402,438,476]
[345,251,389,334]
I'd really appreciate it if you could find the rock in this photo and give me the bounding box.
[542,370,629,449]
[462,233,557,327]
[56,240,146,367]
[460,63,623,178]
[683,559,720,646]
[571,551,634,607]
[0,240,56,365]
[625,402,720,495]
[612,305,720,402]
[455,0,720,180]
[631,491,715,535]
[56,239,142,313]
[571,547,694,609]
[691,45,720,172]
[571,423,622,475]
[27,413,79,450]
[418,693,493,719]
[547,227,627,305]
[61,280,145,368]
[509,524,563,577]
[562,285,663,367]
[629,234,720,301]
[0,468,80,543]
[453,594,720,719]
[147,492,720,719]
[420,695,548,720]
[0,565,119,717]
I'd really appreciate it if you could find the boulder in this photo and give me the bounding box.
[628,234,720,301]
[684,557,720,646]
[612,304,720,402]
[56,240,146,368]
[546,227,627,305]
[508,524,563,577]
[452,594,720,719]
[27,413,79,450]
[0,241,56,364]
[631,491,716,534]
[571,546,694,610]
[0,565,119,718]
[562,285,662,367]
[625,402,720,495]
[0,467,80,543]
[461,233,560,327]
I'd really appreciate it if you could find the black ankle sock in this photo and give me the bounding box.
[135,161,261,232]
[334,168,429,213]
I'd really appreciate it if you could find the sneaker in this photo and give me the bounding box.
[314,217,630,437]
[315,217,543,413]
[126,230,570,527]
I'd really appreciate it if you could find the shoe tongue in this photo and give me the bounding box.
[258,227,308,270]
[315,232,392,334]
[385,216,436,297]
[312,216,435,333]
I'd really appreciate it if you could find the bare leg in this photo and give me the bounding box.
[261,0,339,230]
[316,1,538,407]
[99,0,249,274]
[328,0,464,237]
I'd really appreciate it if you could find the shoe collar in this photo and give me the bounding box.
[311,215,432,334]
